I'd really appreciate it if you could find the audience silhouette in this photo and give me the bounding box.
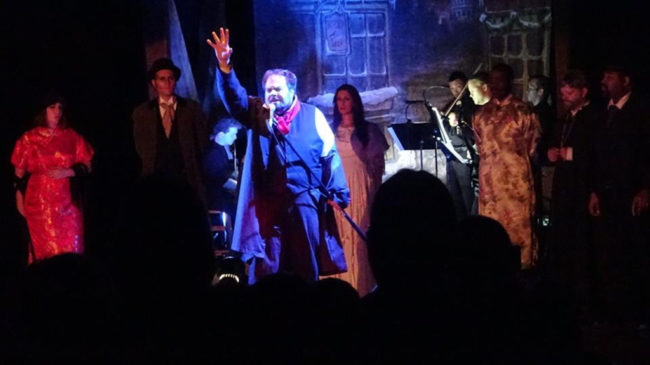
[0,170,616,363]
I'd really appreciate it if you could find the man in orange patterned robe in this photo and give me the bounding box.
[473,64,541,268]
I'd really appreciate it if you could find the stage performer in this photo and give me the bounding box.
[473,64,541,269]
[443,71,477,219]
[546,70,598,313]
[132,58,209,203]
[202,117,241,220]
[207,28,350,284]
[588,65,650,325]
[326,84,387,296]
[11,93,94,262]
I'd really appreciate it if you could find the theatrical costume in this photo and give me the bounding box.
[473,95,541,267]
[548,102,599,304]
[201,141,237,218]
[217,69,350,284]
[132,96,208,202]
[11,127,94,261]
[329,123,387,296]
[444,94,478,219]
[589,92,650,322]
[533,100,555,162]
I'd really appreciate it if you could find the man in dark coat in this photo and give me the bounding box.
[207,28,350,284]
[546,70,599,314]
[443,71,477,219]
[526,74,555,161]
[132,58,209,203]
[202,117,240,219]
[588,65,650,325]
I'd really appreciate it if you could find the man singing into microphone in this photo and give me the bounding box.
[207,28,350,284]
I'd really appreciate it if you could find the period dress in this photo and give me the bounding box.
[11,126,94,262]
[473,95,541,268]
[330,124,387,296]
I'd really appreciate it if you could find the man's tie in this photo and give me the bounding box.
[606,105,619,127]
[161,103,174,138]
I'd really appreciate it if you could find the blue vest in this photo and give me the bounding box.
[266,103,323,196]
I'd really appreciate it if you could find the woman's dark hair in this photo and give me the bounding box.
[332,84,369,147]
[33,102,70,129]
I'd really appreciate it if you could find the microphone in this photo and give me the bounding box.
[263,102,276,128]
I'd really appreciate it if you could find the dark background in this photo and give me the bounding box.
[0,0,647,268]
[560,0,650,100]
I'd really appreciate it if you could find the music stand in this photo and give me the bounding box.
[389,121,438,173]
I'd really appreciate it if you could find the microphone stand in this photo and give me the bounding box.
[267,116,368,242]
[404,103,426,171]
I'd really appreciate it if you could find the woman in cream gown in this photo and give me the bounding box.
[328,84,388,296]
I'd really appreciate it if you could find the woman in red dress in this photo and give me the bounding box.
[11,94,94,262]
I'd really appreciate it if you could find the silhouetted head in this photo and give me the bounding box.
[114,175,214,294]
[366,169,456,289]
[454,216,520,280]
[9,254,118,362]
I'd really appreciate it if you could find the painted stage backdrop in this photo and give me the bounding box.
[144,0,551,180]
[250,0,551,179]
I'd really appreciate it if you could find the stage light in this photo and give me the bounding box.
[212,253,246,287]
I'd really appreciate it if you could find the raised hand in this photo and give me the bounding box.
[206,27,233,69]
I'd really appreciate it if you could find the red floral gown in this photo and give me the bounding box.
[11,127,94,262]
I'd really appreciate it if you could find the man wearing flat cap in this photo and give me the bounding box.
[132,58,209,202]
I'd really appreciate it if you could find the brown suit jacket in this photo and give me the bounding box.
[132,95,209,201]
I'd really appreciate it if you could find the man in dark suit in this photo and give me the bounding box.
[588,65,650,326]
[526,74,555,159]
[444,71,477,219]
[132,58,209,203]
[546,70,599,316]
[201,117,240,219]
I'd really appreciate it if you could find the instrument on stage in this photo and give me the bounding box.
[425,103,471,164]
[421,63,484,165]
